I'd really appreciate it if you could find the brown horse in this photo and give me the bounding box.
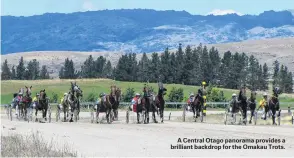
[19,86,32,120]
[111,87,122,121]
[35,89,49,122]
[190,94,203,121]
[96,85,117,123]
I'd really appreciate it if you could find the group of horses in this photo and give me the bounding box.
[12,86,50,122]
[226,88,281,125]
[131,84,167,124]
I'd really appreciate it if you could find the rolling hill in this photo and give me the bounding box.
[2,37,294,78]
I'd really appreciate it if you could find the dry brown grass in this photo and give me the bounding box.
[1,131,77,157]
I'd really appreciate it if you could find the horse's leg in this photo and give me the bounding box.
[63,105,66,122]
[152,104,158,123]
[44,105,48,121]
[96,105,100,123]
[272,107,277,125]
[35,107,38,122]
[137,112,140,124]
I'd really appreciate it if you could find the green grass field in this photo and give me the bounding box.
[1,79,294,108]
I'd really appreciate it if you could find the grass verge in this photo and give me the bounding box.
[1,131,77,157]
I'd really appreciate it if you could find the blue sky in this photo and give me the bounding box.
[1,0,294,16]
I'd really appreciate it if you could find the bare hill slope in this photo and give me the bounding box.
[1,38,294,78]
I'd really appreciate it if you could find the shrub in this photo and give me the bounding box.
[122,87,135,102]
[86,92,96,102]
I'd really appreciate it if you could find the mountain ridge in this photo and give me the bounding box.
[2,9,294,54]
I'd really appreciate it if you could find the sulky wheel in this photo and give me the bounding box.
[126,110,129,124]
[224,111,228,125]
[182,104,186,122]
[254,110,258,125]
[48,105,52,123]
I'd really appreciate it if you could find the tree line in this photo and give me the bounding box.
[1,57,50,80]
[1,43,293,93]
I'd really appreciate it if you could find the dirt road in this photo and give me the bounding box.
[1,112,294,157]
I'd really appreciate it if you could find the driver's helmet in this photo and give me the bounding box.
[232,93,237,97]
[18,92,23,96]
[64,93,68,96]
[263,93,268,97]
[190,93,194,97]
[135,93,141,96]
[100,92,106,97]
[36,93,40,96]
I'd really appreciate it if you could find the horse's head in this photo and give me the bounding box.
[250,91,257,100]
[73,83,83,97]
[110,85,117,96]
[39,89,47,100]
[115,87,122,102]
[25,86,32,97]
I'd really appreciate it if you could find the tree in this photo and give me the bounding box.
[285,72,293,93]
[16,57,25,80]
[40,65,50,79]
[160,48,170,83]
[262,63,269,90]
[59,58,76,79]
[182,45,193,85]
[149,53,161,82]
[209,47,221,84]
[102,61,113,78]
[81,55,95,78]
[175,43,184,83]
[1,59,11,80]
[272,60,280,87]
[27,59,40,80]
[11,66,16,79]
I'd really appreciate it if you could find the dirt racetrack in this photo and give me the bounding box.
[1,111,294,157]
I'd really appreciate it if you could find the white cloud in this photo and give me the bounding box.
[82,0,96,11]
[207,9,244,16]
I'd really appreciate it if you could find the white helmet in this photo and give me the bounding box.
[232,93,237,97]
[64,93,68,96]
[135,93,140,96]
[263,93,268,96]
[190,93,194,96]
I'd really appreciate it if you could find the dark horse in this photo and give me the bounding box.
[96,85,119,123]
[247,91,257,124]
[19,86,32,120]
[141,85,153,124]
[190,90,204,121]
[269,87,281,125]
[35,89,49,122]
[111,86,122,121]
[67,82,83,122]
[238,86,248,125]
[154,83,167,123]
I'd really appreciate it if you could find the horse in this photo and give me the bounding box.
[67,82,83,122]
[190,93,204,121]
[111,87,122,121]
[34,89,49,122]
[154,87,167,123]
[141,85,155,124]
[238,87,248,125]
[247,91,257,124]
[268,88,281,125]
[19,86,32,120]
[96,85,117,123]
